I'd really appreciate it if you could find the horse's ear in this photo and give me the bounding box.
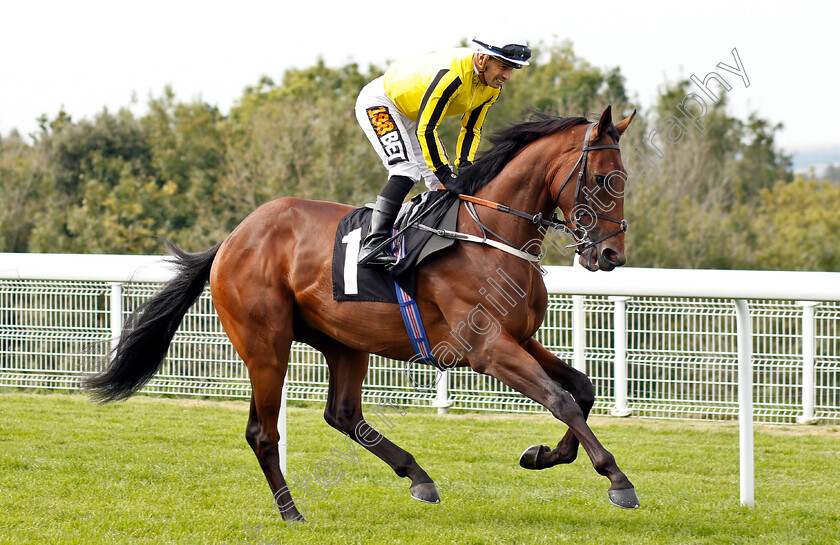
[591,105,613,141]
[615,109,637,136]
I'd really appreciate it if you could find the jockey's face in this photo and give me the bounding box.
[476,55,516,89]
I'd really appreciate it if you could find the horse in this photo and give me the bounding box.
[84,105,639,522]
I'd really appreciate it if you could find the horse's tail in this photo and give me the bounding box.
[84,241,222,403]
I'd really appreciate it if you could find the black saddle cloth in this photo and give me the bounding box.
[332,190,459,303]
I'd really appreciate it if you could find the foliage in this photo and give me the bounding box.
[220,59,385,225]
[499,40,632,120]
[751,177,840,270]
[0,40,826,271]
[0,132,49,252]
[28,108,164,253]
[621,79,794,269]
[822,163,840,183]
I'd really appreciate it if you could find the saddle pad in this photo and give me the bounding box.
[332,191,459,302]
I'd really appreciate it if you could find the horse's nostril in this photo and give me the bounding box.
[599,248,625,270]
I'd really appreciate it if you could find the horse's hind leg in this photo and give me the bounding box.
[213,285,303,521]
[244,389,301,522]
[243,352,303,522]
[317,337,440,503]
[519,337,594,470]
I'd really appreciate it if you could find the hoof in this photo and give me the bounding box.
[410,482,441,503]
[519,445,544,470]
[608,487,640,509]
[285,514,306,525]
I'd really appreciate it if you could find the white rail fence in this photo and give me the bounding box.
[3,253,840,505]
[1,253,838,425]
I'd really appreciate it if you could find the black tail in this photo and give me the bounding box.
[84,241,222,402]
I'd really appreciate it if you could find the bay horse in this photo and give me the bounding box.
[85,105,639,521]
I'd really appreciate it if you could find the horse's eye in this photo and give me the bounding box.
[594,175,606,186]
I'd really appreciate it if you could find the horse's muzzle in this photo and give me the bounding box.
[579,245,626,272]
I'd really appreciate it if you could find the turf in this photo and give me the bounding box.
[0,392,838,544]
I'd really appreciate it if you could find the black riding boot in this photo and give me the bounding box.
[358,175,414,268]
[358,195,402,268]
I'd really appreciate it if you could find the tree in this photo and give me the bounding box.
[141,86,228,247]
[219,58,386,228]
[26,108,155,252]
[620,79,791,269]
[0,40,803,270]
[730,114,793,204]
[0,132,50,252]
[25,95,229,253]
[818,163,840,183]
[500,40,631,120]
[751,177,840,271]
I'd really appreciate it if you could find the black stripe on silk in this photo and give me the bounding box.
[417,69,449,126]
[421,76,462,169]
[459,98,493,165]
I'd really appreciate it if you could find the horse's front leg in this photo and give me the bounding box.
[518,337,593,469]
[468,335,639,509]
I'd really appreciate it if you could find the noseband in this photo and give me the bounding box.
[551,122,628,254]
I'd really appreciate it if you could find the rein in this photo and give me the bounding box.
[457,122,628,256]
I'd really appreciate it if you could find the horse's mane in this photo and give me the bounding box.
[448,113,591,196]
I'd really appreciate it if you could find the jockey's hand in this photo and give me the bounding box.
[434,165,458,189]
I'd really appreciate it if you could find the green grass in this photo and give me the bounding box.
[1,392,838,545]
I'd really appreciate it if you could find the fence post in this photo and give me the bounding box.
[610,296,632,417]
[108,282,123,357]
[432,370,452,415]
[278,376,287,474]
[571,260,586,373]
[572,295,586,373]
[797,301,820,425]
[734,299,754,507]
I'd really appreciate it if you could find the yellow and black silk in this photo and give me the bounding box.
[383,48,500,177]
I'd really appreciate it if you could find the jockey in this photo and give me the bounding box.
[355,35,531,268]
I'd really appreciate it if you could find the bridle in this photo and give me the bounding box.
[550,122,628,254]
[456,121,628,256]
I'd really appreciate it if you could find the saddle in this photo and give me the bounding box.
[332,190,459,303]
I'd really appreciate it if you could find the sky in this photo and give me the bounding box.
[1,0,837,155]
